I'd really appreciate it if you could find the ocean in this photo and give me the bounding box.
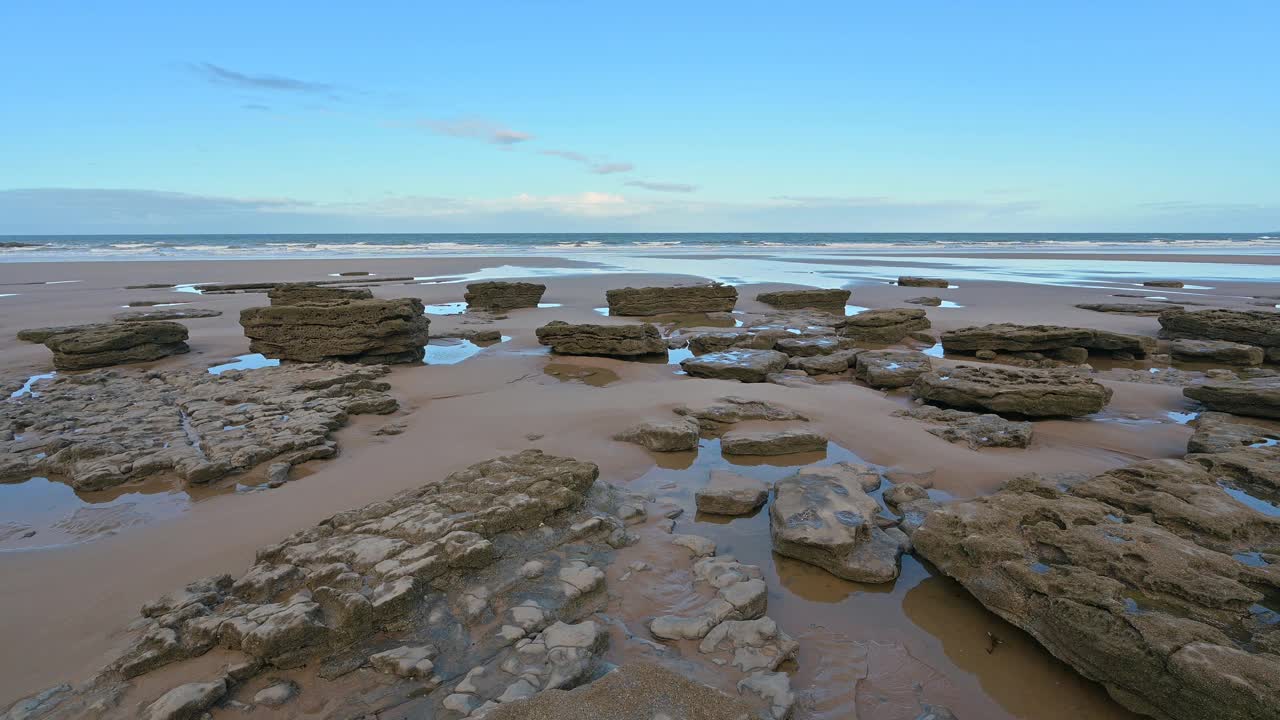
[1,232,1276,262]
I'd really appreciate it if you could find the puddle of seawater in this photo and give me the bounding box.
[1218,482,1280,517]
[668,347,694,365]
[0,476,190,552]
[10,372,56,399]
[423,336,511,365]
[0,293,17,298]
[207,354,280,375]
[424,302,468,315]
[938,300,964,308]
[537,303,562,308]
[1234,552,1270,567]
[172,283,207,294]
[1165,411,1198,425]
[328,272,374,277]
[845,305,869,316]
[542,362,620,387]
[619,438,1138,720]
[923,343,945,359]
[1250,438,1279,448]
[593,307,609,316]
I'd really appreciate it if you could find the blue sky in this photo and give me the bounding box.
[1,1,1277,234]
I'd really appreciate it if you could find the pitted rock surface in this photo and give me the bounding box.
[535,321,666,357]
[240,285,430,364]
[0,363,396,490]
[464,282,547,310]
[680,350,790,383]
[1159,308,1280,362]
[838,308,930,344]
[20,321,191,370]
[942,323,1155,358]
[854,350,932,388]
[606,284,738,316]
[755,288,850,310]
[893,406,1033,449]
[1184,376,1280,419]
[1171,339,1265,366]
[912,364,1113,417]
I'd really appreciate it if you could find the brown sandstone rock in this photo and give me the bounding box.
[911,364,1113,417]
[853,349,932,388]
[535,321,666,357]
[838,308,931,343]
[464,281,547,310]
[696,471,769,515]
[720,429,826,455]
[1159,309,1280,362]
[942,323,1155,358]
[897,277,949,288]
[606,283,737,316]
[1184,376,1280,419]
[31,321,191,370]
[680,349,790,382]
[240,289,429,364]
[1171,339,1265,366]
[755,288,850,310]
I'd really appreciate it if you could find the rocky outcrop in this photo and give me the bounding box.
[897,277,949,288]
[838,308,931,343]
[1159,309,1280,363]
[606,283,738,316]
[911,364,1113,417]
[1184,376,1280,419]
[680,349,789,382]
[1171,339,1265,366]
[686,329,791,355]
[789,350,860,375]
[535,321,666,357]
[755,288,849,310]
[464,281,547,310]
[240,286,430,364]
[21,322,190,370]
[774,336,842,356]
[1144,279,1184,288]
[612,418,701,452]
[113,308,222,322]
[0,363,396,489]
[913,454,1280,720]
[696,471,769,515]
[906,296,942,306]
[942,323,1155,359]
[893,406,1033,449]
[674,397,807,429]
[721,429,826,455]
[1187,412,1279,454]
[853,350,931,388]
[770,463,906,582]
[1076,303,1180,315]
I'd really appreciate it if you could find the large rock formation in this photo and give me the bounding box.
[720,429,827,455]
[535,321,666,357]
[680,349,790,382]
[463,281,547,310]
[239,285,430,364]
[606,283,738,316]
[1159,308,1280,363]
[911,364,1113,417]
[913,452,1280,720]
[1184,376,1280,419]
[941,323,1155,359]
[1171,339,1265,366]
[769,463,907,582]
[838,308,931,343]
[0,363,396,490]
[755,288,850,310]
[21,322,190,370]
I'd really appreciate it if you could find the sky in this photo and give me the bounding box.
[1,1,1277,234]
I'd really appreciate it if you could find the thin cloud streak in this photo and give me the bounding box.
[191,63,335,93]
[419,117,534,145]
[540,149,634,175]
[625,180,698,193]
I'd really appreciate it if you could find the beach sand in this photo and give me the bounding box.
[1,250,1276,718]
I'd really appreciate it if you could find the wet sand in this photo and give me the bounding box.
[1,249,1276,716]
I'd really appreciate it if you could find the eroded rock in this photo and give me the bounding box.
[613,418,701,452]
[897,277,949,288]
[696,471,769,515]
[681,349,790,383]
[756,288,850,310]
[535,321,666,357]
[854,350,931,389]
[1184,376,1280,419]
[839,308,931,344]
[912,364,1113,417]
[21,322,191,370]
[674,396,808,429]
[721,429,826,456]
[464,282,547,310]
[942,323,1155,359]
[1159,308,1280,363]
[606,284,738,316]
[240,287,430,364]
[893,406,1033,449]
[1171,339,1265,366]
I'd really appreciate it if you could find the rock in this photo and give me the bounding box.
[370,645,437,679]
[113,308,223,322]
[1187,412,1279,454]
[893,406,1034,449]
[913,455,1280,720]
[606,283,737,315]
[853,350,931,388]
[25,321,190,370]
[535,321,666,357]
[683,329,783,355]
[0,362,395,489]
[1184,376,1280,419]
[774,336,841,356]
[839,308,931,343]
[268,284,372,303]
[1075,303,1180,315]
[613,418,701,452]
[649,556,768,640]
[905,296,942,306]
[266,463,290,486]
[975,349,997,360]
[1144,279,1184,288]
[755,288,850,310]
[942,323,1155,358]
[897,277,949,288]
[770,463,904,583]
[1158,308,1280,362]
[911,364,1113,417]
[464,281,547,310]
[790,351,858,376]
[738,671,795,720]
[674,396,808,428]
[681,349,790,382]
[671,534,718,558]
[252,681,297,707]
[696,471,769,515]
[721,429,826,456]
[142,680,226,720]
[240,288,429,364]
[699,617,798,672]
[1171,339,1265,366]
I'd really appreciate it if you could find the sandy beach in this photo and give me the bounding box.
[1,248,1277,720]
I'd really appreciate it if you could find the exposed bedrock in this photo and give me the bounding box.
[113,308,222,322]
[893,405,1034,449]
[911,364,1114,417]
[1159,309,1280,363]
[755,288,850,310]
[838,308,931,344]
[463,281,547,310]
[1076,303,1182,315]
[1184,376,1280,419]
[239,286,430,364]
[680,349,790,383]
[913,453,1280,720]
[20,321,191,370]
[1171,339,1265,366]
[853,349,932,388]
[606,283,738,316]
[941,323,1156,359]
[535,321,666,357]
[897,276,949,288]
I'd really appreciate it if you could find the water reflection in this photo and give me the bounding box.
[424,336,511,365]
[0,476,189,551]
[208,354,280,374]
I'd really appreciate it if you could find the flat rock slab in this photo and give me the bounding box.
[681,349,789,382]
[913,455,1280,720]
[1143,280,1185,287]
[674,396,807,428]
[905,296,942,306]
[612,418,701,452]
[113,308,223,322]
[911,364,1113,417]
[1171,339,1265,366]
[30,321,191,370]
[854,350,932,388]
[790,350,860,376]
[535,321,666,357]
[839,308,930,343]
[1187,412,1280,454]
[755,288,850,310]
[721,429,827,455]
[240,290,429,364]
[894,406,1033,449]
[774,336,842,357]
[1184,376,1280,419]
[606,284,738,316]
[942,323,1155,358]
[770,463,904,582]
[696,470,769,515]
[897,277,949,288]
[464,281,547,310]
[1159,309,1280,363]
[1075,303,1180,315]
